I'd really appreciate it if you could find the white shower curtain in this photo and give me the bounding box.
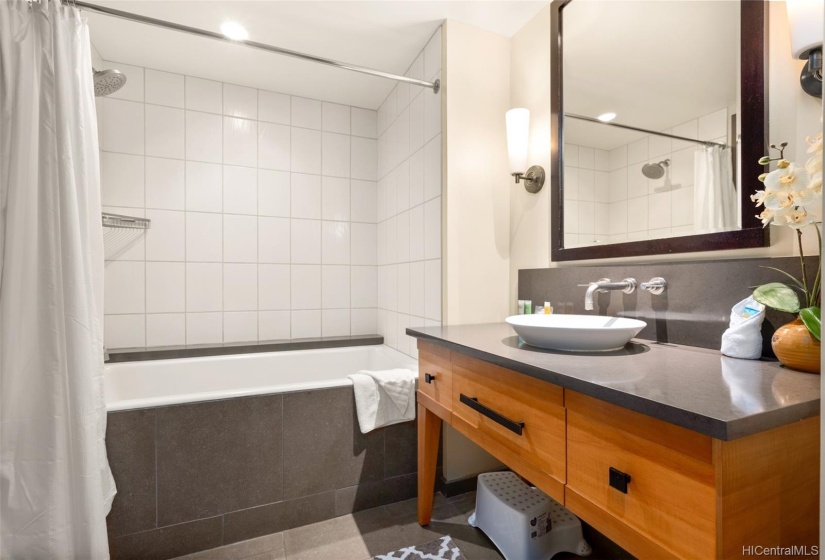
[693,145,738,233]
[0,1,115,558]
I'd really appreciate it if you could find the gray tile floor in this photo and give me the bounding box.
[174,492,633,560]
[172,492,493,560]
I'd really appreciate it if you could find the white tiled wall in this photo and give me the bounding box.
[565,107,729,247]
[376,28,443,358]
[100,63,380,348]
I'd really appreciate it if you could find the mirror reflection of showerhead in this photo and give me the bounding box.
[93,68,127,97]
[641,159,670,179]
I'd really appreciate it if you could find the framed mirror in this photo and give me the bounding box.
[550,0,768,261]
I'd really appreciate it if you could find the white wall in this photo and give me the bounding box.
[509,4,552,314]
[444,20,513,326]
[441,20,513,482]
[376,28,444,359]
[508,1,823,310]
[99,64,380,348]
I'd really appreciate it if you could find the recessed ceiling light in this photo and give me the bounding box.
[220,22,249,41]
[597,112,617,122]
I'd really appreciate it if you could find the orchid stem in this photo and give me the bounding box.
[814,224,822,307]
[798,228,809,308]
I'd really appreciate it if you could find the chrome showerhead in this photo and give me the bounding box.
[641,159,670,180]
[93,68,127,97]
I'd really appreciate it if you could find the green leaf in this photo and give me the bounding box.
[758,265,807,291]
[753,282,801,313]
[800,307,821,341]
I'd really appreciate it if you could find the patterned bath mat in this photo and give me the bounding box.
[373,535,468,560]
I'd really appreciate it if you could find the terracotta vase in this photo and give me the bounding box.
[771,317,821,374]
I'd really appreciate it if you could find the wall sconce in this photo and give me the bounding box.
[506,108,545,193]
[787,0,823,98]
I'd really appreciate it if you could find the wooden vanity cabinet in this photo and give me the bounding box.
[416,340,820,560]
[418,342,453,415]
[450,351,566,502]
[567,391,716,559]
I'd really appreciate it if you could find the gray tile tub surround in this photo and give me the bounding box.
[518,256,817,354]
[105,388,419,560]
[406,323,820,440]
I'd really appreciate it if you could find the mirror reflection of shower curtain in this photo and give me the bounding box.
[694,146,737,233]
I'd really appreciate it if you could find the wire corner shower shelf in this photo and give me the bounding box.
[102,212,151,229]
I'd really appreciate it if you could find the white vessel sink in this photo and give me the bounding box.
[505,314,647,352]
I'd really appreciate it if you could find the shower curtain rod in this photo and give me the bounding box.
[565,113,727,148]
[70,0,441,93]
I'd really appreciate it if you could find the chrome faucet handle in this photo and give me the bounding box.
[577,278,611,288]
[619,278,637,294]
[640,277,667,295]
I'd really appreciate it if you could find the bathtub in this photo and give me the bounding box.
[104,343,422,560]
[105,344,417,411]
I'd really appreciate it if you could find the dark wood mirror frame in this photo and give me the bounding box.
[550,0,769,262]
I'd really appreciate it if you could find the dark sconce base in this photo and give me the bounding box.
[800,48,822,98]
[512,165,545,193]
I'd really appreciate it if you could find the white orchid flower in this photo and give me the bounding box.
[763,168,792,192]
[763,190,793,210]
[806,153,822,175]
[774,204,793,218]
[782,163,809,192]
[793,188,816,206]
[756,208,775,226]
[750,190,767,205]
[809,175,822,196]
[754,137,822,231]
[786,208,816,229]
[806,133,823,154]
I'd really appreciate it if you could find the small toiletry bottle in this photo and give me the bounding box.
[524,300,532,314]
[517,300,525,315]
[544,302,553,314]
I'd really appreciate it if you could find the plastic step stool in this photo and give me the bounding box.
[468,471,591,560]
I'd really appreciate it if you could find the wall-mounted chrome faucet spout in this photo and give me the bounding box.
[580,278,637,311]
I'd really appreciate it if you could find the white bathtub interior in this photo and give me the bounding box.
[105,345,418,411]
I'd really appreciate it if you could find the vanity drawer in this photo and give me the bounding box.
[418,341,453,414]
[450,352,566,485]
[565,391,716,560]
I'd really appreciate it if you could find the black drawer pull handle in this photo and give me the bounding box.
[459,394,525,436]
[609,467,631,494]
[424,373,436,384]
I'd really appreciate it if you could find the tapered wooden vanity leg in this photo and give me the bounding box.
[417,402,441,526]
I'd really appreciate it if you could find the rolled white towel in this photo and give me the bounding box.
[347,369,417,433]
[720,296,766,360]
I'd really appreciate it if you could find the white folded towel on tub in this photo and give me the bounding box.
[347,369,417,433]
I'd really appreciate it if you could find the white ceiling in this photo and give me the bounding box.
[562,0,740,150]
[88,1,548,109]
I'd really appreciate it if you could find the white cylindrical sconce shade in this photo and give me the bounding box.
[786,0,824,59]
[506,108,530,174]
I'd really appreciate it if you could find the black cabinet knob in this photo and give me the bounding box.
[609,467,631,494]
[424,373,436,384]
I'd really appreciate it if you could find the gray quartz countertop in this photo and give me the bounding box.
[406,323,821,440]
